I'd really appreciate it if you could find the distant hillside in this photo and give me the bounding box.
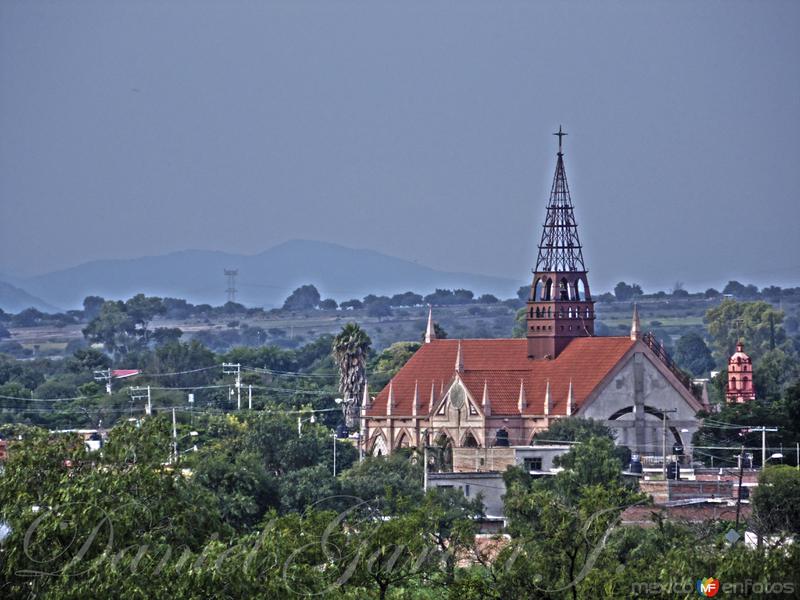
[0,281,62,313]
[19,240,520,310]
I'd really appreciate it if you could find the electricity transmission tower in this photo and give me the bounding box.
[224,269,238,303]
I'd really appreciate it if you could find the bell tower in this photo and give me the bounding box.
[526,127,595,359]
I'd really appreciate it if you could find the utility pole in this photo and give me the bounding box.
[94,369,112,395]
[735,444,745,529]
[358,405,364,463]
[748,426,778,468]
[661,408,679,480]
[222,363,241,409]
[172,408,178,465]
[248,385,252,410]
[422,428,429,493]
[332,433,337,477]
[129,386,151,416]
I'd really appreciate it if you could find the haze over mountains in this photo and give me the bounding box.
[1,240,520,312]
[0,281,61,314]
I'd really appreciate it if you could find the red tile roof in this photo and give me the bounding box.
[367,337,636,417]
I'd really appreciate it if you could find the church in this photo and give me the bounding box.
[362,130,708,466]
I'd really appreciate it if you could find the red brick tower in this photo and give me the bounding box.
[726,341,756,403]
[526,127,595,359]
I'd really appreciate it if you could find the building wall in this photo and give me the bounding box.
[452,445,570,473]
[431,446,571,518]
[579,349,700,458]
[427,471,507,517]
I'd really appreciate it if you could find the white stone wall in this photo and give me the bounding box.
[578,350,701,459]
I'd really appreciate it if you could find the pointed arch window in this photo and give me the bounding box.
[462,431,479,448]
[494,429,509,447]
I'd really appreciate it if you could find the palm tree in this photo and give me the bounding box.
[332,323,372,429]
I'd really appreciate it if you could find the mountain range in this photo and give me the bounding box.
[1,240,520,312]
[0,280,62,314]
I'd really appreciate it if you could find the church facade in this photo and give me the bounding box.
[363,131,708,464]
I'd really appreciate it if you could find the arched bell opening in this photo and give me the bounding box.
[533,278,544,301]
[559,277,569,301]
[544,279,554,301]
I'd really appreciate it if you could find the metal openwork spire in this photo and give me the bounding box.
[534,126,586,273]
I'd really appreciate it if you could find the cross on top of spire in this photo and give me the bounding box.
[553,125,567,154]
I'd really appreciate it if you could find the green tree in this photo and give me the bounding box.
[366,298,392,318]
[533,417,616,444]
[151,326,183,345]
[613,282,642,301]
[338,451,423,513]
[282,284,321,311]
[390,291,424,306]
[318,298,338,310]
[0,421,231,597]
[82,295,106,320]
[705,299,787,364]
[371,341,420,380]
[752,465,800,537]
[150,339,216,387]
[64,347,111,374]
[674,332,715,376]
[499,437,645,599]
[723,280,760,298]
[194,450,280,530]
[82,301,137,356]
[754,347,800,402]
[124,293,165,342]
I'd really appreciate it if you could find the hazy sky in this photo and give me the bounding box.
[1,0,798,294]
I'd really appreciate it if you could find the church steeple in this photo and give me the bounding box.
[526,127,595,359]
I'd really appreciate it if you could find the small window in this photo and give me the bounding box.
[524,457,543,471]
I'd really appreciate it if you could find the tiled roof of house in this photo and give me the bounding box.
[366,337,636,417]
